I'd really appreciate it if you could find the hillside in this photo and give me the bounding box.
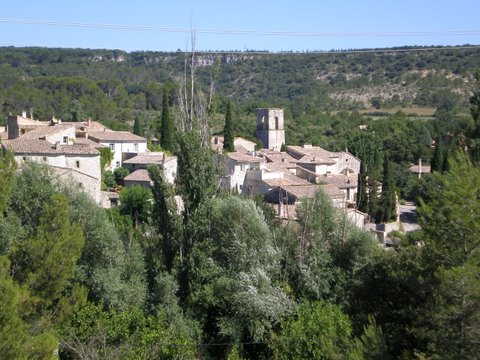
[1,46,479,114]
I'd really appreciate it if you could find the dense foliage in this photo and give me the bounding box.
[1,46,480,359]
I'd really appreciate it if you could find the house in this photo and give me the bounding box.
[286,144,360,206]
[2,114,105,204]
[264,183,346,220]
[211,136,257,153]
[86,131,147,170]
[409,159,431,178]
[2,136,101,204]
[122,152,178,185]
[220,151,266,193]
[123,169,153,188]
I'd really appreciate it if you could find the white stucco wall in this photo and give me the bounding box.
[45,127,76,145]
[100,141,147,170]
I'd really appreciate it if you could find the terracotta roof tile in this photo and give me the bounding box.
[88,131,146,143]
[3,139,99,155]
[124,169,152,182]
[19,124,75,140]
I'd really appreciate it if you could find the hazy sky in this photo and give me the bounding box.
[1,0,479,52]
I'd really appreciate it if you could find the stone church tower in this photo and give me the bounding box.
[256,108,285,151]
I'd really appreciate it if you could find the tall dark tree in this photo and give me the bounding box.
[148,165,182,274]
[0,149,16,215]
[132,117,142,136]
[176,132,217,219]
[380,157,396,223]
[160,89,174,152]
[357,161,368,213]
[223,101,235,152]
[431,140,444,172]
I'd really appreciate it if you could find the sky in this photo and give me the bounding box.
[1,0,479,52]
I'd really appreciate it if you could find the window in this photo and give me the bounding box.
[134,143,138,152]
[42,157,47,162]
[75,160,80,168]
[275,116,279,130]
[63,136,68,144]
[116,161,120,168]
[22,156,27,161]
[109,143,114,151]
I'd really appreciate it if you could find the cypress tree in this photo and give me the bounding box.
[133,117,142,136]
[381,157,396,222]
[223,101,235,152]
[431,140,444,172]
[357,161,368,213]
[160,89,174,152]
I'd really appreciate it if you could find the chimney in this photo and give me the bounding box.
[87,118,91,127]
[22,110,27,118]
[54,141,60,150]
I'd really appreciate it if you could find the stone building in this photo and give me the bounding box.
[255,108,285,151]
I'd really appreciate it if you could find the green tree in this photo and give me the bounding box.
[65,98,86,122]
[273,301,353,360]
[69,191,146,311]
[0,148,16,215]
[380,157,396,222]
[11,194,84,310]
[418,152,480,267]
[133,116,142,136]
[148,165,182,273]
[160,88,175,152]
[223,101,235,152]
[60,304,197,359]
[424,261,480,359]
[119,185,152,227]
[431,140,444,172]
[0,256,57,360]
[186,195,292,356]
[113,166,129,185]
[176,132,217,219]
[357,161,368,213]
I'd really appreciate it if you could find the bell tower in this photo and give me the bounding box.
[255,108,285,151]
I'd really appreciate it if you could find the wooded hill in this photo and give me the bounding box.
[1,45,480,121]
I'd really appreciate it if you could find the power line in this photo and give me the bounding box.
[1,18,480,38]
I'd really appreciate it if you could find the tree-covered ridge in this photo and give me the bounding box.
[1,45,480,123]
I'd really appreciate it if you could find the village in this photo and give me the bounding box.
[0,108,422,245]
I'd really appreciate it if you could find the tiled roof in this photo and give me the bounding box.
[124,169,152,182]
[88,131,146,143]
[409,164,431,174]
[297,155,336,165]
[317,174,358,189]
[287,145,347,165]
[123,152,176,165]
[263,172,310,187]
[3,139,99,155]
[19,124,75,140]
[211,136,257,152]
[226,151,265,163]
[74,137,107,148]
[280,184,320,199]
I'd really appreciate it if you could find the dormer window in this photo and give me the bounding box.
[63,136,68,144]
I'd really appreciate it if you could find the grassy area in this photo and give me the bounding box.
[359,107,436,116]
